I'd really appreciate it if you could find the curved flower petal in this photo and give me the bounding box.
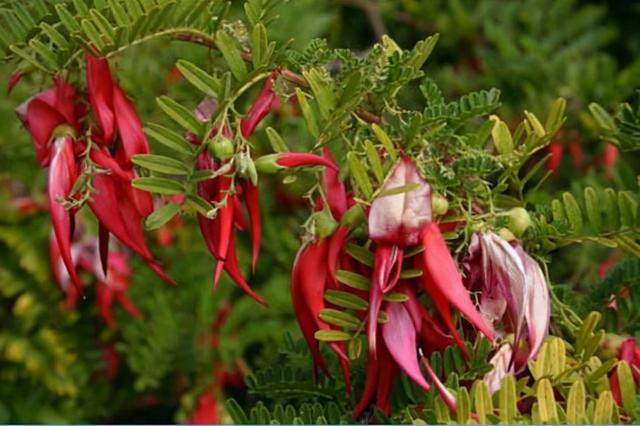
[382,302,430,390]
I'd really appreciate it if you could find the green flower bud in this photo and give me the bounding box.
[431,193,449,216]
[208,136,234,161]
[507,207,531,237]
[497,227,516,242]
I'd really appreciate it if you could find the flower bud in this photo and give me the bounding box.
[497,227,516,242]
[431,193,449,216]
[254,154,281,174]
[506,207,531,237]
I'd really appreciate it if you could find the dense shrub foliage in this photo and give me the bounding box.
[0,0,639,423]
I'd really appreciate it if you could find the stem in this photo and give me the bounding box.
[172,30,383,125]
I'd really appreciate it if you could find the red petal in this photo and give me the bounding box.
[98,222,110,277]
[353,346,379,418]
[291,244,331,376]
[421,223,494,340]
[368,245,397,354]
[48,137,82,291]
[113,83,150,166]
[223,232,266,305]
[422,357,457,413]
[382,302,429,390]
[241,181,261,272]
[25,98,64,166]
[86,54,115,142]
[376,343,399,416]
[327,226,349,286]
[240,72,277,138]
[276,153,339,170]
[322,147,347,220]
[213,179,234,288]
[547,143,563,173]
[6,71,22,94]
[89,175,173,284]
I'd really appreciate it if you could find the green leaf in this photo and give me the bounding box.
[618,191,637,228]
[319,309,361,329]
[562,192,583,233]
[251,22,268,69]
[589,103,616,131]
[156,96,203,135]
[89,9,115,42]
[302,68,336,120]
[617,361,637,415]
[265,127,288,152]
[132,177,184,195]
[399,269,422,279]
[40,23,69,50]
[347,152,373,199]
[365,140,384,184]
[132,154,190,175]
[584,187,602,233]
[473,380,493,424]
[225,398,249,424]
[407,33,439,70]
[9,45,50,73]
[524,110,546,137]
[335,270,370,291]
[185,194,213,216]
[383,292,409,303]
[377,183,422,198]
[314,330,351,342]
[145,202,181,230]
[324,290,368,311]
[545,98,566,132]
[345,243,373,267]
[372,123,397,161]
[592,391,614,424]
[491,117,513,154]
[144,123,195,155]
[81,19,105,51]
[295,88,319,138]
[55,4,82,33]
[566,380,586,425]
[498,375,517,424]
[215,30,248,81]
[536,378,558,424]
[604,188,620,230]
[456,387,471,424]
[176,59,220,97]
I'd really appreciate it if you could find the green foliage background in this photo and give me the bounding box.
[0,0,639,423]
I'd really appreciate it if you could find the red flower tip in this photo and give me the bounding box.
[6,71,23,95]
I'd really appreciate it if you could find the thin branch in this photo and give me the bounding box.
[173,30,383,124]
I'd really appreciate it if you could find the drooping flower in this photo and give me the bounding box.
[84,54,172,283]
[367,156,431,353]
[609,337,640,406]
[463,232,550,368]
[16,78,84,292]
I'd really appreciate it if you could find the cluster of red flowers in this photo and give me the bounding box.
[291,154,553,417]
[17,54,173,301]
